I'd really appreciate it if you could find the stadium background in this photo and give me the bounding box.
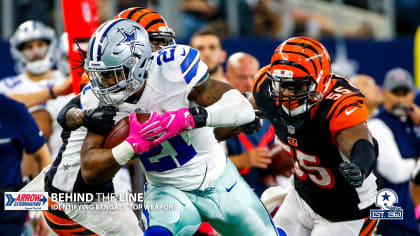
[0,0,418,86]
[0,0,419,235]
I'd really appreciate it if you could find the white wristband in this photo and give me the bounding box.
[111,141,135,165]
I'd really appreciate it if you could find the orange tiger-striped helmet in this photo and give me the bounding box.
[114,7,176,51]
[267,36,332,118]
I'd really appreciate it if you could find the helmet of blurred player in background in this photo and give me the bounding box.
[267,36,331,119]
[85,19,152,105]
[114,7,176,51]
[10,20,56,75]
[55,32,70,77]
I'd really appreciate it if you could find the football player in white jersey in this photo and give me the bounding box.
[0,21,72,110]
[75,18,278,236]
[0,20,72,236]
[0,23,74,230]
[55,31,138,197]
[41,9,181,235]
[49,10,179,233]
[42,35,143,236]
[0,20,74,161]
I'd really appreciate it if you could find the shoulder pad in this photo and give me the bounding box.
[325,88,368,139]
[80,82,99,110]
[150,44,208,93]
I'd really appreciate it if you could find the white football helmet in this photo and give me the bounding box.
[85,19,152,105]
[10,20,56,74]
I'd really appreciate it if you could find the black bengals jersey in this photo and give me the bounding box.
[45,129,114,196]
[253,67,378,221]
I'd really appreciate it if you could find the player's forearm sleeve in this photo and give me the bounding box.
[57,95,81,130]
[205,89,255,127]
[350,139,377,176]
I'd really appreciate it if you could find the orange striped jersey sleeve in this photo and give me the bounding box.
[328,92,368,141]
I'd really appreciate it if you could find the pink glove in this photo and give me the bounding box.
[125,112,162,154]
[415,205,420,220]
[142,108,195,145]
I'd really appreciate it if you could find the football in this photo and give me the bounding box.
[103,113,151,148]
[262,145,295,177]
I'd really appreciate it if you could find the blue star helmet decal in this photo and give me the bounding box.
[117,26,144,53]
[85,19,152,105]
[382,192,390,201]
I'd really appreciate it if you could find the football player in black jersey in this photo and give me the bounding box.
[253,36,379,235]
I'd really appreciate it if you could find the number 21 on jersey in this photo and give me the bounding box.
[157,46,176,65]
[138,134,197,172]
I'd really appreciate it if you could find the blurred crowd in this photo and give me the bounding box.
[2,0,420,41]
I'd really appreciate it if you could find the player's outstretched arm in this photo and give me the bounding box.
[188,78,256,127]
[213,110,263,141]
[145,78,257,144]
[336,123,377,188]
[8,76,72,108]
[57,95,117,135]
[213,127,242,141]
[57,95,82,130]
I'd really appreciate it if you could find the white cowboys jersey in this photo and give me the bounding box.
[81,44,227,191]
[0,71,74,158]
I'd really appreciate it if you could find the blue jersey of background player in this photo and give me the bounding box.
[0,94,50,235]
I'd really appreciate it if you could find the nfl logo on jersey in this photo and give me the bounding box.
[287,125,295,134]
[370,188,403,220]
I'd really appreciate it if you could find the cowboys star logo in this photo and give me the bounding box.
[117,27,144,53]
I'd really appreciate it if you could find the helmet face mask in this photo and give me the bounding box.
[267,70,317,118]
[89,65,129,90]
[85,19,152,105]
[150,34,175,51]
[268,37,331,119]
[87,65,138,105]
